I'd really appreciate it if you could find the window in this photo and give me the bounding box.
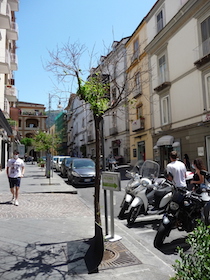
[161,95,170,125]
[112,87,117,104]
[201,16,210,56]
[158,54,167,84]
[136,104,143,119]
[157,9,164,33]
[112,111,117,127]
[134,72,141,95]
[205,73,210,110]
[132,39,139,61]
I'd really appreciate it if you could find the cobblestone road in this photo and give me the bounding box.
[0,193,93,219]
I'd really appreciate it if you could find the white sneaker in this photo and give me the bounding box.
[11,197,15,204]
[14,200,19,206]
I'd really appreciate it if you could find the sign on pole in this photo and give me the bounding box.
[102,171,121,241]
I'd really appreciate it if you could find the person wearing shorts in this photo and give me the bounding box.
[6,150,25,206]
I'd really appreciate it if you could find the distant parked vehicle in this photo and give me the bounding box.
[67,158,95,186]
[52,156,59,169]
[60,157,75,177]
[55,156,70,172]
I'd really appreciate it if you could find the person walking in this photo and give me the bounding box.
[167,150,187,188]
[6,150,25,206]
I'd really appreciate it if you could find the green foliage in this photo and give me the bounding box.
[32,131,61,153]
[78,74,109,117]
[171,220,210,280]
[20,137,34,147]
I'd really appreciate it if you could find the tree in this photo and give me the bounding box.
[20,137,34,149]
[32,131,60,154]
[45,39,144,226]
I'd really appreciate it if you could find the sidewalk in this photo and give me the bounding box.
[0,163,175,279]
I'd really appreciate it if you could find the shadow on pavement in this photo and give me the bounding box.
[157,237,190,255]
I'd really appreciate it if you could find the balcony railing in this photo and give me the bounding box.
[7,21,18,40]
[0,49,10,73]
[20,111,46,116]
[133,86,142,98]
[5,85,17,97]
[194,38,210,68]
[132,118,145,132]
[153,70,171,92]
[10,53,18,71]
[109,126,118,135]
[88,135,94,142]
[8,0,19,12]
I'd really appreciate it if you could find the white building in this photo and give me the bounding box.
[0,0,19,168]
[145,0,210,170]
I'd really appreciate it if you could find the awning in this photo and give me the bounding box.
[172,141,180,147]
[156,135,174,147]
[0,109,13,136]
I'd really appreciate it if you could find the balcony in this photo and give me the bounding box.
[109,126,118,135]
[10,52,18,71]
[88,135,94,142]
[0,11,10,30]
[132,118,145,132]
[8,0,19,12]
[0,49,10,74]
[133,86,142,98]
[194,38,210,68]
[5,85,17,102]
[7,21,18,40]
[20,111,46,116]
[153,71,171,93]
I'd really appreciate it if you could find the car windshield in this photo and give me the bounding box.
[73,159,95,169]
[66,158,72,165]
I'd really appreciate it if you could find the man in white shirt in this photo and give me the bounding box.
[167,151,186,188]
[6,150,25,206]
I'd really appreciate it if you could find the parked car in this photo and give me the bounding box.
[52,156,59,169]
[67,158,95,186]
[60,157,75,177]
[55,156,70,172]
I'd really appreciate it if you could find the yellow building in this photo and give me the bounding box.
[126,19,153,166]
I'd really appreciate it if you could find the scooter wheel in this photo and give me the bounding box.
[127,207,139,225]
[118,201,129,220]
[204,201,210,226]
[154,222,171,248]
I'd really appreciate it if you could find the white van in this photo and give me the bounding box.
[55,156,70,172]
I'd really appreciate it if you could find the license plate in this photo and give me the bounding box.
[84,179,91,182]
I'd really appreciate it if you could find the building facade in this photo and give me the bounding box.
[18,101,47,159]
[146,0,210,170]
[126,19,153,166]
[0,0,19,168]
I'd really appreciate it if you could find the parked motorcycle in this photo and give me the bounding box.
[118,161,143,219]
[126,167,193,226]
[126,160,168,225]
[154,180,210,248]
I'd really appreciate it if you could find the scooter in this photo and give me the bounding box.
[118,160,161,220]
[118,163,142,219]
[107,157,117,171]
[127,167,194,226]
[126,160,166,225]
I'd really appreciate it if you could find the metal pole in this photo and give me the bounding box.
[110,190,114,238]
[101,118,108,235]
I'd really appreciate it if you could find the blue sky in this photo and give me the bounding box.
[15,0,157,110]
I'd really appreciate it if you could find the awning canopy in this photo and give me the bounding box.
[0,109,13,136]
[172,141,180,147]
[156,135,174,147]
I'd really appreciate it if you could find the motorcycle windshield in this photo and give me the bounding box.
[140,160,160,179]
